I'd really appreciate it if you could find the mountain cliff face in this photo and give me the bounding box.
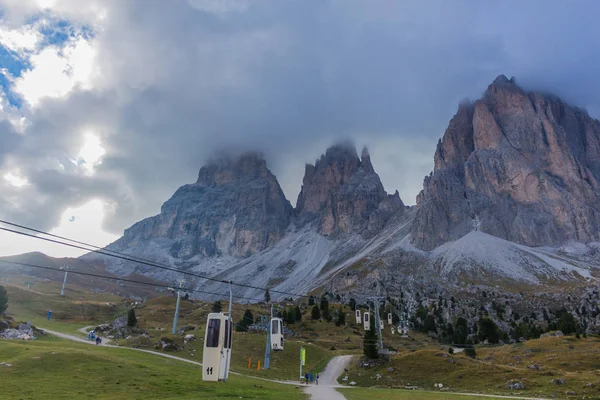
[110,153,293,259]
[78,75,600,299]
[296,144,404,237]
[412,75,600,251]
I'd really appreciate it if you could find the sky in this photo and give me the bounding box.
[1,0,600,258]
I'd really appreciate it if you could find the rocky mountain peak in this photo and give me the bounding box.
[111,152,292,259]
[491,74,517,86]
[412,75,600,250]
[361,146,375,173]
[197,152,269,186]
[296,143,404,236]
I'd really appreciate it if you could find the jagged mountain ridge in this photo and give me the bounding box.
[79,75,600,299]
[110,152,293,259]
[296,143,405,237]
[411,75,600,251]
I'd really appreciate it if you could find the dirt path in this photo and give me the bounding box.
[76,326,113,344]
[304,355,352,400]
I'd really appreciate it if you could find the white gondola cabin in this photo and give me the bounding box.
[391,326,395,335]
[363,312,370,331]
[387,313,393,325]
[355,309,361,324]
[380,319,384,329]
[202,312,232,382]
[270,318,284,351]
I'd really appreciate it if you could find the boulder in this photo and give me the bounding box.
[552,378,565,385]
[184,334,195,342]
[0,329,33,340]
[162,343,179,352]
[507,380,525,390]
[178,325,196,334]
[17,322,33,336]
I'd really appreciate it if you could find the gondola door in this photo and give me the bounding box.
[219,317,232,381]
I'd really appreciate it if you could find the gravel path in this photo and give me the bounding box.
[304,355,353,400]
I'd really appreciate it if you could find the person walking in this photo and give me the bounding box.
[304,372,309,385]
[309,372,313,384]
[316,373,319,385]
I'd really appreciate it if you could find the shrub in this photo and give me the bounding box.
[311,305,321,320]
[127,308,137,327]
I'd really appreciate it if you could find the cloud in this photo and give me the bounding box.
[1,0,600,251]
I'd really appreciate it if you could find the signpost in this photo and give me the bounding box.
[299,346,306,382]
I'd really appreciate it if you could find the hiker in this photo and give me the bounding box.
[309,372,313,384]
[95,336,100,345]
[316,373,319,385]
[304,372,309,385]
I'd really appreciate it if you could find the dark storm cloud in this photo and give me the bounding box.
[1,0,600,237]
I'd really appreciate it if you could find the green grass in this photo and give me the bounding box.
[5,283,125,336]
[339,387,510,400]
[341,337,600,399]
[0,336,308,400]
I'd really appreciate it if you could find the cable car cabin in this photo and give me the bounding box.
[380,319,384,329]
[355,309,361,324]
[363,312,370,331]
[391,326,395,335]
[202,312,232,382]
[387,313,393,325]
[270,318,284,351]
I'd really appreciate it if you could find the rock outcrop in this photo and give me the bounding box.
[296,143,404,237]
[110,152,293,258]
[412,75,600,250]
[0,321,41,340]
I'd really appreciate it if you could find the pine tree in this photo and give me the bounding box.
[127,308,137,327]
[308,296,315,306]
[320,297,330,320]
[237,309,254,332]
[363,318,379,359]
[264,289,271,303]
[212,300,222,313]
[464,340,477,358]
[335,306,346,327]
[311,305,321,320]
[295,306,302,322]
[0,285,8,315]
[349,298,356,310]
[478,317,500,343]
[243,309,253,326]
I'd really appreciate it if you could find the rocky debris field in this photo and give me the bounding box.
[0,319,43,340]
